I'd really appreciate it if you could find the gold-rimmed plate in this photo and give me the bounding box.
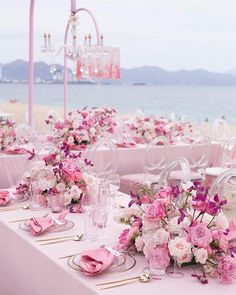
[67,252,136,275]
[19,219,74,233]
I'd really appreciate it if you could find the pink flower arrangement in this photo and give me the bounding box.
[15,148,97,208]
[125,113,190,144]
[45,107,117,149]
[115,181,236,284]
[0,119,16,151]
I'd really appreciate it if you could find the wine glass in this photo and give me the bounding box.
[108,173,120,208]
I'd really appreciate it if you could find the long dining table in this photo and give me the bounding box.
[0,142,221,189]
[0,192,235,295]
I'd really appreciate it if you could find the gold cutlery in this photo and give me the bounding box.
[38,234,84,245]
[97,273,152,290]
[0,203,30,212]
[9,213,49,223]
[36,234,81,242]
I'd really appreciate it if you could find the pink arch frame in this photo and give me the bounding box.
[28,0,101,126]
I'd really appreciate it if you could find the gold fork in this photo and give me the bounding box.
[9,213,49,223]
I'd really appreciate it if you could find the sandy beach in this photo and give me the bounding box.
[1,101,236,137]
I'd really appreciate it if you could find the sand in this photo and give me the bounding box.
[0,101,235,137]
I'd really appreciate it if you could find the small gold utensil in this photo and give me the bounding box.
[39,234,84,245]
[97,273,152,290]
[36,234,80,242]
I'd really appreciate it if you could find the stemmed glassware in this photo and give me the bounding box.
[108,173,120,208]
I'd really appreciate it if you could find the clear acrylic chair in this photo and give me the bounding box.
[15,124,38,145]
[213,118,231,142]
[120,136,170,194]
[87,139,118,179]
[169,136,210,185]
[205,136,236,186]
[159,157,190,188]
[209,169,236,221]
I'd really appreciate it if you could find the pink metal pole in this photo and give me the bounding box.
[28,0,35,127]
[63,7,101,119]
[71,0,77,13]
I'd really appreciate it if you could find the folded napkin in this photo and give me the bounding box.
[79,248,115,275]
[116,142,136,148]
[29,217,55,236]
[0,190,10,206]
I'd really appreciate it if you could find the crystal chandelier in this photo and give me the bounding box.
[41,10,120,82]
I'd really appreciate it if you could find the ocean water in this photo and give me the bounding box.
[0,83,236,123]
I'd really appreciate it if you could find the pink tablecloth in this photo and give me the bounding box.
[0,143,221,189]
[0,154,31,189]
[0,193,235,295]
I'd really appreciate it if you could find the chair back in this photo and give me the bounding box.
[188,136,211,177]
[209,169,236,216]
[144,136,170,174]
[221,136,236,168]
[88,139,118,178]
[213,119,231,142]
[159,157,190,187]
[16,124,38,144]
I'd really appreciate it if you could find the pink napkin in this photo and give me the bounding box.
[116,142,136,148]
[28,217,55,236]
[79,248,115,275]
[0,190,10,206]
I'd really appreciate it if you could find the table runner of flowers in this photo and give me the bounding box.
[115,181,236,284]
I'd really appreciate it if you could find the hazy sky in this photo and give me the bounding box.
[1,0,236,72]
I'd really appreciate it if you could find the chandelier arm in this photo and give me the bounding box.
[63,8,101,119]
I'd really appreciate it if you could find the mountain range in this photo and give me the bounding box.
[1,59,236,86]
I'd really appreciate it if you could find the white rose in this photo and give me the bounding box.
[63,191,72,206]
[72,120,81,129]
[215,212,229,231]
[168,237,192,265]
[56,183,65,192]
[89,127,97,135]
[70,185,82,200]
[37,179,50,191]
[68,136,75,144]
[135,236,144,252]
[152,228,169,245]
[193,248,208,264]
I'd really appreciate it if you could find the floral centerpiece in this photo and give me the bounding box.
[45,107,117,149]
[127,114,190,144]
[0,119,16,151]
[115,182,236,284]
[15,147,98,208]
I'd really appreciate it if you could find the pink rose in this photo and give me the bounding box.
[62,160,76,175]
[155,187,172,205]
[218,255,236,284]
[187,223,213,248]
[145,201,165,221]
[116,229,133,251]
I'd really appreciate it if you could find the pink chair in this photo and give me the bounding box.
[168,136,210,186]
[120,136,170,194]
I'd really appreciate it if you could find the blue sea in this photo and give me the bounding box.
[0,83,235,123]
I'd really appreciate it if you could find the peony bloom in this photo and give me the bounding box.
[61,160,76,175]
[218,255,236,284]
[187,223,213,248]
[193,247,208,264]
[168,237,192,265]
[144,201,165,221]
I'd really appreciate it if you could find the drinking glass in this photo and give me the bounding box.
[148,247,168,279]
[95,179,111,237]
[81,192,98,241]
[108,173,120,208]
[49,193,64,213]
[29,181,42,211]
[167,233,184,278]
